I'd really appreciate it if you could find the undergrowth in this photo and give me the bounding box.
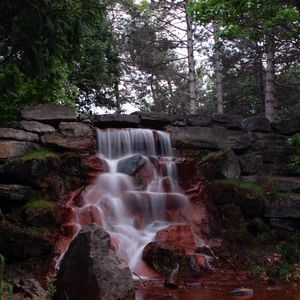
[17,149,57,161]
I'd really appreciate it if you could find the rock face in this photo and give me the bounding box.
[239,154,263,175]
[19,120,56,134]
[241,116,271,132]
[171,126,252,150]
[21,105,76,124]
[54,224,134,300]
[59,122,94,137]
[0,140,41,160]
[272,117,300,135]
[0,128,39,142]
[0,184,32,203]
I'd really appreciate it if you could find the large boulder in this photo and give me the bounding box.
[19,120,56,134]
[212,113,242,129]
[93,114,140,128]
[264,193,300,219]
[216,149,241,179]
[241,116,271,132]
[41,132,95,151]
[239,154,263,175]
[0,140,41,160]
[171,126,252,151]
[134,112,178,127]
[54,224,134,300]
[117,154,147,176]
[272,117,300,135]
[59,122,94,137]
[21,105,76,124]
[0,128,39,142]
[187,115,212,126]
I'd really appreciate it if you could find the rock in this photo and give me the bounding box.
[59,122,94,137]
[0,140,41,160]
[93,114,140,127]
[271,176,300,193]
[246,217,269,236]
[241,116,271,132]
[54,224,134,300]
[13,278,46,300]
[117,154,147,176]
[216,149,241,179]
[142,241,208,278]
[272,117,300,135]
[230,288,253,297]
[0,184,32,202]
[21,105,76,124]
[134,112,178,127]
[269,218,300,231]
[41,132,95,151]
[0,128,39,142]
[19,120,56,134]
[187,115,212,126]
[240,175,257,184]
[239,154,263,175]
[0,220,54,262]
[164,263,180,288]
[155,224,196,253]
[171,126,252,151]
[175,158,198,187]
[212,113,242,129]
[264,193,300,218]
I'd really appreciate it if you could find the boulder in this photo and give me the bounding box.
[216,149,241,179]
[0,184,32,202]
[0,220,54,262]
[41,132,95,151]
[269,218,300,231]
[117,154,147,176]
[264,193,300,218]
[0,128,39,142]
[212,113,242,129]
[13,278,46,300]
[54,224,134,300]
[239,154,263,175]
[171,126,252,151]
[19,120,56,134]
[21,105,76,124]
[59,122,94,137]
[272,117,300,135]
[155,224,196,253]
[135,112,177,127]
[271,176,300,193]
[93,114,140,127]
[0,140,41,160]
[241,116,271,132]
[142,241,208,278]
[187,115,212,126]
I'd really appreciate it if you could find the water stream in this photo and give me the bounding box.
[57,128,189,275]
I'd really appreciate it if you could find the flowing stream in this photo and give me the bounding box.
[58,128,189,275]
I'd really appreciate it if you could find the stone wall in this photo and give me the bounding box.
[0,105,299,232]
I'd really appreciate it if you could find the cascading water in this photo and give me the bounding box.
[55,128,191,276]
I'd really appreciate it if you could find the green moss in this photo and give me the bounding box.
[24,199,53,210]
[17,150,57,162]
[213,179,265,198]
[199,148,229,164]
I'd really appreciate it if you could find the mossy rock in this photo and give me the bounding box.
[23,199,64,227]
[208,179,265,218]
[0,220,55,263]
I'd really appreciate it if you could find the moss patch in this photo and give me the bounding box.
[16,150,57,162]
[24,199,53,210]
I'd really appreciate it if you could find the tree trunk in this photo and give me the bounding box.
[213,22,224,114]
[185,0,197,114]
[265,36,277,122]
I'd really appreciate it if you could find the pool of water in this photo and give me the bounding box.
[136,287,300,300]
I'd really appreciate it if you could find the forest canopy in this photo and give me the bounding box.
[0,0,299,124]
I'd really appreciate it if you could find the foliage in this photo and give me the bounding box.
[0,0,120,124]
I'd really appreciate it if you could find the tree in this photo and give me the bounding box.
[191,0,300,121]
[0,0,120,124]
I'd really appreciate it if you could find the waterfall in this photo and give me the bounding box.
[55,128,190,276]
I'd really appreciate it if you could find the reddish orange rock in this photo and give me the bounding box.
[155,224,196,253]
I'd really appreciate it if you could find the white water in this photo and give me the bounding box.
[72,128,189,273]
